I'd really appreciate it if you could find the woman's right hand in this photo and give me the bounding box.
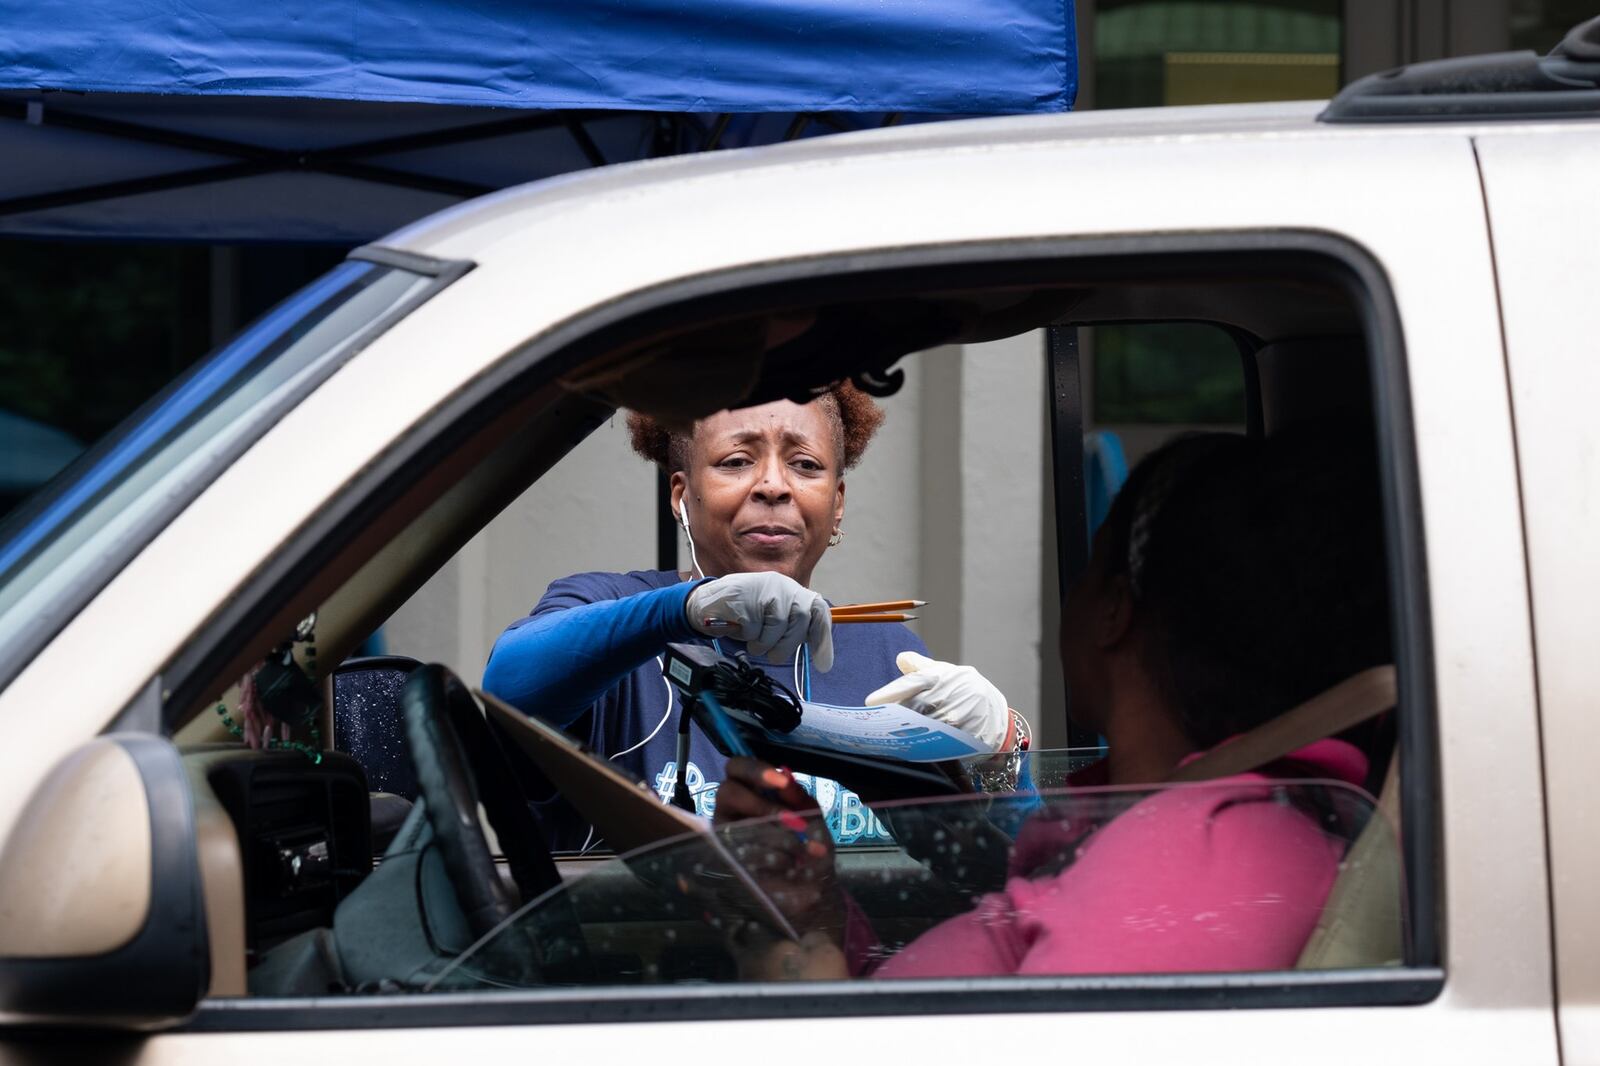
[865,651,1012,752]
[686,572,834,670]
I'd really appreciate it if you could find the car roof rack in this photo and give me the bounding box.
[1320,14,1600,124]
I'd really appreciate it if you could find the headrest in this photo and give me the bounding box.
[1254,336,1370,436]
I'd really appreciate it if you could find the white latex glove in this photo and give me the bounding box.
[865,651,1010,752]
[686,572,834,672]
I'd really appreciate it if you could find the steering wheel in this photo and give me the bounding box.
[399,665,588,974]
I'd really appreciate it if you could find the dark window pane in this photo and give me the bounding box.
[1095,0,1342,109]
[0,243,214,440]
[1509,0,1595,53]
[1092,322,1244,424]
[0,263,431,663]
[0,242,346,520]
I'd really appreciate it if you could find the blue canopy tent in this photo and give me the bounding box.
[0,0,1076,242]
[2,1,1100,742]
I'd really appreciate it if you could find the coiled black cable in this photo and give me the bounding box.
[705,652,803,733]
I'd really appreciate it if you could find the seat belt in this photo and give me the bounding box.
[1166,664,1397,784]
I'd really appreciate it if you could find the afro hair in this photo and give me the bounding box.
[626,381,885,473]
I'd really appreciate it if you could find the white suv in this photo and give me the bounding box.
[2,22,1599,1065]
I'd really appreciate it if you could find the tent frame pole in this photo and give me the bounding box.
[0,102,897,219]
[0,100,660,217]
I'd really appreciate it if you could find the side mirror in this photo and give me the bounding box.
[0,735,209,1029]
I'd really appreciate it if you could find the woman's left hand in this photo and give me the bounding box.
[713,758,844,935]
[865,651,1012,752]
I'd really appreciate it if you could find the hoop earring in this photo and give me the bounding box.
[828,528,843,547]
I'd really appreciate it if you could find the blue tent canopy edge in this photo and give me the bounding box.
[0,1,1076,240]
[2,0,1076,114]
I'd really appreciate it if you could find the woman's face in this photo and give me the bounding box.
[671,399,845,587]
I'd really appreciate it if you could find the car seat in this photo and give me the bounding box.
[1295,752,1404,968]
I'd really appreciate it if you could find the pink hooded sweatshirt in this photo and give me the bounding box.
[873,739,1369,978]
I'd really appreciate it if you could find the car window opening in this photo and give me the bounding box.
[171,251,1417,1010]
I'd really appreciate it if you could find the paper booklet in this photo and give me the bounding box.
[783,700,990,763]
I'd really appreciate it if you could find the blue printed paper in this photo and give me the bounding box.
[779,701,989,763]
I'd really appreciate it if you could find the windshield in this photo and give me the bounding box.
[430,772,1389,990]
[0,260,436,684]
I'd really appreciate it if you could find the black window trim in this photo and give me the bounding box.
[155,229,1437,1030]
[184,967,1445,1032]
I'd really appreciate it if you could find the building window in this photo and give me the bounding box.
[1508,0,1595,53]
[1094,1,1343,109]
[0,243,209,517]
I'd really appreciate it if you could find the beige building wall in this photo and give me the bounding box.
[384,333,1052,739]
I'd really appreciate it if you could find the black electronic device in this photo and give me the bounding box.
[661,642,802,733]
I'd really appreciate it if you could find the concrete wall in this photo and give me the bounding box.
[909,337,1047,741]
[384,333,1055,740]
[383,412,657,676]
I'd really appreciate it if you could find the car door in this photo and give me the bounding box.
[1476,122,1600,1066]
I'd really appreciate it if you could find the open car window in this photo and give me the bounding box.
[427,769,1394,991]
[171,231,1429,1026]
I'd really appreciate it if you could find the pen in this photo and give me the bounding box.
[762,768,821,853]
[699,691,813,847]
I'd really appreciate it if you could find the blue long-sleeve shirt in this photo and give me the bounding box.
[484,569,928,852]
[484,578,703,728]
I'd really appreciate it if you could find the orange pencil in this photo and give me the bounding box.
[703,601,924,629]
[830,599,926,616]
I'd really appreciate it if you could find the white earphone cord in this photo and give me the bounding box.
[579,657,678,856]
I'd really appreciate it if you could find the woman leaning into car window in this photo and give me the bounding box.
[715,425,1392,979]
[480,384,1018,853]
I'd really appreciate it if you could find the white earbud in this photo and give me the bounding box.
[678,496,703,579]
